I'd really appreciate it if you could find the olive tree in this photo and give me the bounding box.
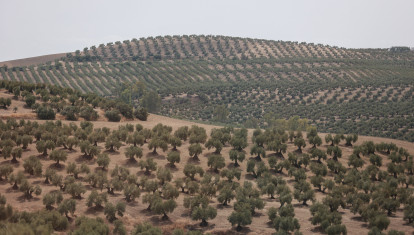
[167,151,180,167]
[229,149,245,167]
[49,149,67,167]
[104,202,126,222]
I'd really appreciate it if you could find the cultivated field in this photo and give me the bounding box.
[1,36,413,142]
[0,90,413,234]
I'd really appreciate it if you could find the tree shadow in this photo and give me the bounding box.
[0,160,12,166]
[75,155,96,165]
[126,200,139,207]
[264,197,276,202]
[184,223,217,232]
[266,220,274,228]
[124,158,139,167]
[269,169,287,176]
[136,170,155,178]
[187,157,200,164]
[287,179,296,184]
[85,206,104,215]
[206,168,220,175]
[165,163,179,171]
[36,154,49,160]
[48,163,65,171]
[149,215,174,225]
[94,166,107,173]
[350,216,365,222]
[216,203,232,209]
[310,226,325,233]
[16,194,41,203]
[226,162,240,169]
[180,211,190,217]
[66,148,78,154]
[293,203,309,208]
[248,156,261,162]
[146,152,165,160]
[1,160,20,167]
[294,149,302,154]
[140,208,153,215]
[244,174,256,180]
[252,211,263,217]
[225,226,252,234]
[104,149,119,155]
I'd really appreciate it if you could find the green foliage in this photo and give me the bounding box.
[228,202,252,231]
[36,105,56,120]
[87,190,108,208]
[184,164,204,180]
[43,191,63,210]
[247,159,268,178]
[58,198,76,218]
[79,106,98,121]
[138,158,157,175]
[105,134,122,152]
[19,179,42,199]
[189,143,203,159]
[213,104,229,122]
[229,149,245,167]
[65,181,86,199]
[61,105,79,120]
[105,110,121,122]
[268,204,301,234]
[294,137,306,152]
[207,154,225,172]
[134,107,149,121]
[113,220,127,235]
[230,128,248,151]
[150,195,177,220]
[174,126,189,141]
[191,203,217,226]
[23,155,42,176]
[2,37,414,142]
[104,201,126,222]
[131,222,162,235]
[310,202,346,234]
[0,164,13,181]
[49,149,67,166]
[123,183,141,202]
[293,180,315,205]
[0,97,11,109]
[25,94,36,108]
[189,125,207,144]
[404,197,414,224]
[71,216,109,235]
[167,151,180,166]
[141,91,161,113]
[125,145,143,161]
[217,182,237,205]
[97,153,110,170]
[157,167,172,185]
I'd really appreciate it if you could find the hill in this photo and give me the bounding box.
[0,35,413,142]
[0,86,414,234]
[0,53,67,68]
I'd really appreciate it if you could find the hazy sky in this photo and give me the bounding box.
[1,0,413,62]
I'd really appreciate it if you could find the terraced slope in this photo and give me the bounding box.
[0,35,413,141]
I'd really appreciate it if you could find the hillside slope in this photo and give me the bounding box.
[0,53,67,68]
[0,86,413,234]
[0,35,413,141]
